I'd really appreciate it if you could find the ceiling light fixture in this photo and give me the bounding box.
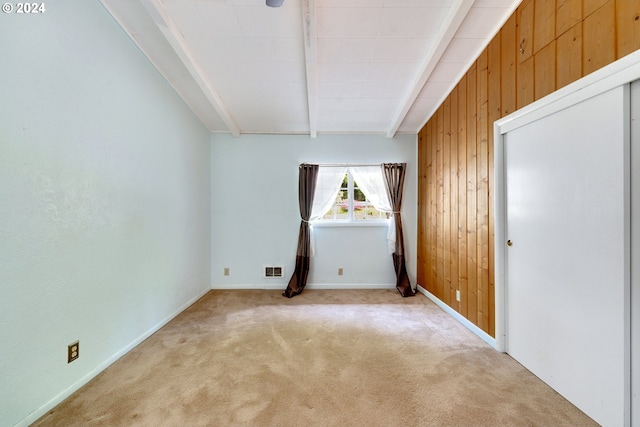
[266,0,284,7]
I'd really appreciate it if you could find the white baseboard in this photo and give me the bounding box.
[18,287,211,427]
[211,283,280,290]
[416,285,499,350]
[211,283,396,291]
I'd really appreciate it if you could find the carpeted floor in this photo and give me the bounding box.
[34,289,597,426]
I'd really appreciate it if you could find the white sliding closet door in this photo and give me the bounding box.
[504,86,630,427]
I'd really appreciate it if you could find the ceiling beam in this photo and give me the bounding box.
[140,0,241,137]
[386,0,475,138]
[301,0,317,138]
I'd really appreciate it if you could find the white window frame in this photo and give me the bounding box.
[314,169,389,227]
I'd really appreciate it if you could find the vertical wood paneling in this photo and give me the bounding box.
[557,23,582,88]
[417,128,427,288]
[419,0,640,336]
[487,35,501,338]
[617,1,640,58]
[457,75,468,318]
[420,124,427,286]
[556,0,582,36]
[518,0,534,62]
[501,14,517,117]
[583,0,616,75]
[584,0,609,17]
[450,88,459,311]
[535,40,557,100]
[436,108,445,299]
[424,124,432,290]
[423,126,430,292]
[443,96,452,306]
[476,51,489,332]
[517,56,534,109]
[466,63,478,325]
[429,110,437,295]
[534,0,556,54]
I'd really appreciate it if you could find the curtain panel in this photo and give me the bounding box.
[283,164,319,298]
[309,167,347,256]
[284,163,414,298]
[349,166,395,254]
[382,163,415,297]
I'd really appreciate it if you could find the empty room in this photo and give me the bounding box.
[1,0,639,426]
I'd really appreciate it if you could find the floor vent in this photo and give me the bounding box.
[264,266,284,278]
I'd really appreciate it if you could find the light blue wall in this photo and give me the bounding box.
[0,2,211,425]
[0,1,419,424]
[210,133,418,290]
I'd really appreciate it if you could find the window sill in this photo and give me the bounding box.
[311,220,389,228]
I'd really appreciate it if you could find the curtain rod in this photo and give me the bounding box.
[304,163,383,167]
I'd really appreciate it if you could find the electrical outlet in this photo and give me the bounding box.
[68,341,79,363]
[224,267,230,276]
[338,267,343,276]
[456,290,461,302]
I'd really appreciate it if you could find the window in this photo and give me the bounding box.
[321,171,389,222]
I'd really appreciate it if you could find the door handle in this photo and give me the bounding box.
[507,240,513,246]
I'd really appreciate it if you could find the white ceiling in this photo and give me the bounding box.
[101,0,521,137]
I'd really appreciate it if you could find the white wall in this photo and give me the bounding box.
[210,133,417,290]
[0,2,211,425]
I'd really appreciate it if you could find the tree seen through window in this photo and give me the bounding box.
[322,172,388,220]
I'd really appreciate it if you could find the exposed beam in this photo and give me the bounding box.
[140,0,241,137]
[301,0,317,138]
[386,0,475,138]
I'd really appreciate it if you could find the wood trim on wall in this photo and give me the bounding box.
[417,0,640,337]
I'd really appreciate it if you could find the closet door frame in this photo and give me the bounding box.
[630,79,640,427]
[494,50,640,427]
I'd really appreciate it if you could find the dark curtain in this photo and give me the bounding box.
[383,163,415,297]
[283,164,319,298]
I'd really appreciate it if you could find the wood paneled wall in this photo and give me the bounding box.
[417,0,640,337]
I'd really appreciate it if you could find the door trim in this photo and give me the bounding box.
[630,79,640,427]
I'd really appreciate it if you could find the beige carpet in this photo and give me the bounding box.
[34,290,597,426]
